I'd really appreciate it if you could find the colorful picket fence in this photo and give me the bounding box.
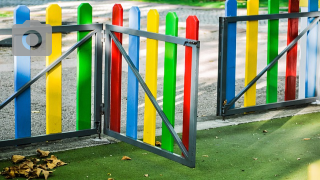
[224,0,319,109]
[13,3,94,139]
[10,3,199,155]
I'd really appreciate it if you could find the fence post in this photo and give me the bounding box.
[266,0,279,103]
[46,4,62,134]
[143,9,159,146]
[162,12,178,152]
[244,0,259,107]
[110,4,123,132]
[182,15,199,151]
[13,5,31,139]
[306,0,318,98]
[225,0,237,109]
[77,3,92,130]
[285,0,299,101]
[126,6,140,139]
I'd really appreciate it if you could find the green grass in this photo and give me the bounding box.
[1,112,320,179]
[130,0,289,9]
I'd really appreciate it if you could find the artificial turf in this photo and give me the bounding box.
[1,112,320,179]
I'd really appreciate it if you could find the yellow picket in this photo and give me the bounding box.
[244,0,259,107]
[46,4,62,134]
[143,9,159,145]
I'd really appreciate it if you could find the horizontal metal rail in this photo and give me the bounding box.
[225,11,320,22]
[0,24,103,35]
[223,16,320,112]
[107,29,191,159]
[0,30,97,110]
[105,24,199,47]
[0,129,97,147]
[225,97,318,116]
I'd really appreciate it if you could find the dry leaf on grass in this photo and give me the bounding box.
[45,155,67,169]
[144,174,149,177]
[155,141,161,147]
[303,138,311,141]
[108,178,114,180]
[11,155,25,163]
[121,156,131,160]
[1,152,65,180]
[37,149,50,157]
[262,130,268,133]
[202,155,209,157]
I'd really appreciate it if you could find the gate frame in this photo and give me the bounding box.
[103,24,200,167]
[217,11,320,118]
[0,24,104,147]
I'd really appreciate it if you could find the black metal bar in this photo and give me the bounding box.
[226,11,320,22]
[0,129,97,147]
[103,30,111,133]
[0,24,103,35]
[187,44,200,167]
[224,97,318,116]
[0,30,97,110]
[220,17,229,117]
[224,16,320,112]
[105,130,193,167]
[216,17,224,116]
[107,30,190,158]
[94,28,103,132]
[105,24,198,46]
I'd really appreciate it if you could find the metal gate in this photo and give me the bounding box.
[0,23,104,146]
[217,12,320,118]
[103,24,200,167]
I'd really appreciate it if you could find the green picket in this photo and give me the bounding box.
[266,0,279,103]
[162,12,178,152]
[77,3,92,130]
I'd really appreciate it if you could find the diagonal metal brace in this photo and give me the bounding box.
[107,30,190,159]
[223,16,320,112]
[0,30,97,110]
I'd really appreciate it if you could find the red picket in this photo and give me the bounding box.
[182,15,199,151]
[285,0,299,101]
[110,4,123,132]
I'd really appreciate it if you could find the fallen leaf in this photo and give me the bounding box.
[297,158,301,160]
[202,155,209,157]
[253,158,258,160]
[155,141,161,147]
[262,130,268,133]
[121,156,131,160]
[42,170,53,180]
[11,155,25,163]
[45,155,67,169]
[144,174,149,177]
[108,178,114,180]
[303,138,311,141]
[37,149,50,157]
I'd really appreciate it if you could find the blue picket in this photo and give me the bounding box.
[305,0,318,97]
[126,6,140,139]
[225,0,237,108]
[13,5,31,139]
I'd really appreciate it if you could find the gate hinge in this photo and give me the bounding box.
[100,103,105,115]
